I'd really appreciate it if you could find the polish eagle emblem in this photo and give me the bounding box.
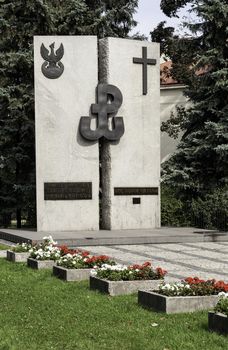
[40,42,64,79]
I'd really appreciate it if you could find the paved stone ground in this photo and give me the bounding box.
[83,242,228,282]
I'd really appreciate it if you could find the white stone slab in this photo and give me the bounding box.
[27,258,56,269]
[90,276,163,296]
[34,36,99,231]
[7,251,30,262]
[99,38,160,229]
[53,265,91,281]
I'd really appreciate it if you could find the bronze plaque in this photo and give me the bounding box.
[44,182,92,200]
[133,197,141,204]
[114,187,158,196]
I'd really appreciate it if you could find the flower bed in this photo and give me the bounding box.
[27,236,61,269]
[53,253,115,281]
[29,236,61,261]
[158,277,228,297]
[90,262,167,296]
[12,243,32,253]
[208,292,228,334]
[214,292,228,316]
[7,242,32,262]
[56,253,113,269]
[138,277,228,314]
[91,262,167,281]
[58,245,89,257]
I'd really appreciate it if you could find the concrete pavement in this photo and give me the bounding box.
[82,242,228,282]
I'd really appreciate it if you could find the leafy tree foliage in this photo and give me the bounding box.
[160,0,190,17]
[151,0,228,197]
[93,0,138,38]
[0,0,55,227]
[53,0,138,38]
[151,21,176,58]
[0,0,138,227]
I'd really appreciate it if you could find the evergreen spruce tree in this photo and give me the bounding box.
[54,0,138,38]
[0,0,139,227]
[151,0,228,196]
[0,0,56,227]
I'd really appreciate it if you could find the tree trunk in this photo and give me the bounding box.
[2,213,11,228]
[16,208,21,229]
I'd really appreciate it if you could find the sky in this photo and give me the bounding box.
[131,0,194,38]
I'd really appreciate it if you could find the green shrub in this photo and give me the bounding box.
[161,184,191,226]
[161,184,227,230]
[191,188,228,231]
[214,295,228,316]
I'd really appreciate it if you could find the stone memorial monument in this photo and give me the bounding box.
[34,36,160,232]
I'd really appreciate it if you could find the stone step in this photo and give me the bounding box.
[0,228,227,246]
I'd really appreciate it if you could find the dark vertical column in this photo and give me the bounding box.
[98,38,111,229]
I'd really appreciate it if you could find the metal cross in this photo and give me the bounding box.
[133,46,157,95]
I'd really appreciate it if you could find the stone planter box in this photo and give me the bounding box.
[7,250,30,262]
[0,250,7,258]
[138,290,219,314]
[90,276,163,296]
[27,258,56,270]
[208,311,228,334]
[53,265,91,281]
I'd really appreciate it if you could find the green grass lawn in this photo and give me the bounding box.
[0,259,227,350]
[0,244,10,250]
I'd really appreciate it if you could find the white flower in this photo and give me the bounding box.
[97,263,126,272]
[218,292,228,298]
[42,235,57,245]
[90,269,97,276]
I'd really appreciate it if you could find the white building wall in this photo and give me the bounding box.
[160,85,190,163]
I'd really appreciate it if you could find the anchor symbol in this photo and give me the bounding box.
[79,84,124,141]
[40,42,64,79]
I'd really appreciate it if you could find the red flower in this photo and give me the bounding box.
[185,276,206,285]
[156,267,167,277]
[214,280,228,292]
[142,261,151,268]
[130,262,152,271]
[131,264,141,270]
[81,251,90,257]
[184,276,228,293]
[185,277,194,284]
[84,255,111,267]
[58,245,90,256]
